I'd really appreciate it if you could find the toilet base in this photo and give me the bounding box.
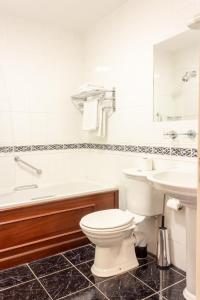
[91,236,139,277]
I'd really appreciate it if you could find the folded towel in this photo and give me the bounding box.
[97,106,106,137]
[82,97,98,131]
[78,83,104,93]
[97,100,113,137]
[73,83,105,99]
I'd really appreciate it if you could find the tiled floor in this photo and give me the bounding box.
[0,244,186,300]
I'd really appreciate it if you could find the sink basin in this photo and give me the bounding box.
[147,168,197,300]
[147,170,197,206]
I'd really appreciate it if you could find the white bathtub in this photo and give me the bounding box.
[0,181,117,209]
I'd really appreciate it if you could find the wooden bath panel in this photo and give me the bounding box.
[0,190,118,270]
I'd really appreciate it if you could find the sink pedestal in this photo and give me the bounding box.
[131,168,197,300]
[183,207,196,300]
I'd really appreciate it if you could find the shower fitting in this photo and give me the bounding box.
[182,70,197,82]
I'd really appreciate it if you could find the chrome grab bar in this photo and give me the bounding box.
[14,156,42,175]
[14,184,38,191]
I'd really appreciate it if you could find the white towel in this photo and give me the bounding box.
[97,100,113,137]
[78,83,104,93]
[82,97,98,131]
[97,106,106,137]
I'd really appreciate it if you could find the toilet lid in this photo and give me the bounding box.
[80,209,134,230]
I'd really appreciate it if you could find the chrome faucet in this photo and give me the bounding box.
[164,130,197,140]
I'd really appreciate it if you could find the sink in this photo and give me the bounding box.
[147,169,197,300]
[147,170,197,207]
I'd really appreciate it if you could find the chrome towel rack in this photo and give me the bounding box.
[14,156,42,175]
[72,87,116,113]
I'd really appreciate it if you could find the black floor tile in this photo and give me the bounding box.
[130,262,184,292]
[170,266,186,277]
[29,254,71,277]
[161,280,186,300]
[63,245,95,266]
[97,272,155,299]
[138,255,155,267]
[62,286,107,299]
[40,267,91,299]
[76,260,111,284]
[145,294,164,299]
[0,280,50,300]
[0,265,34,291]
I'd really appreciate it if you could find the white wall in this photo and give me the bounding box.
[81,0,200,270]
[0,16,83,147]
[83,0,199,148]
[0,16,84,191]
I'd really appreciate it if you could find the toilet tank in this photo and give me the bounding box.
[123,169,163,216]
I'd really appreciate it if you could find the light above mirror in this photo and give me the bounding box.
[153,30,200,122]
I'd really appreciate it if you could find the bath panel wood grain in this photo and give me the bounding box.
[0,190,118,270]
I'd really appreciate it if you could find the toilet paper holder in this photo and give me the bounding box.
[167,198,183,211]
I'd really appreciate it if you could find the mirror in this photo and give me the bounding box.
[153,30,200,122]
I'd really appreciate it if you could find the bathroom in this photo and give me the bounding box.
[0,0,199,299]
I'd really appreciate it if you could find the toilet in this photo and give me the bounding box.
[80,169,163,277]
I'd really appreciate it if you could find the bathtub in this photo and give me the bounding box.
[0,181,118,270]
[0,181,117,209]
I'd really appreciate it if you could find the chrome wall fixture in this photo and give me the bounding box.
[14,184,39,191]
[182,70,197,82]
[14,156,42,175]
[164,130,197,140]
[72,87,116,113]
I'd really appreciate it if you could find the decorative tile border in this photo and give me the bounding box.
[32,145,49,151]
[171,147,192,157]
[14,145,32,152]
[0,143,197,158]
[0,146,13,153]
[191,148,198,158]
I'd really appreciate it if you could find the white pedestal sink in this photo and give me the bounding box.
[147,170,197,300]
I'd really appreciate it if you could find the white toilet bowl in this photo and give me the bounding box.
[80,209,145,277]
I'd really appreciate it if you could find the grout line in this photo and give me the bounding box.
[136,259,157,269]
[128,272,158,294]
[62,243,93,253]
[72,258,121,286]
[0,262,30,273]
[61,253,110,300]
[143,292,160,300]
[28,252,65,264]
[27,264,54,300]
[56,286,99,300]
[158,278,186,293]
[129,260,185,290]
[170,267,186,278]
[0,279,35,292]
[74,259,94,267]
[27,255,74,279]
[35,265,73,279]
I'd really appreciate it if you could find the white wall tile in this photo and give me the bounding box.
[0,16,83,145]
[30,113,48,145]
[0,155,15,191]
[83,0,198,148]
[0,111,13,146]
[12,112,31,145]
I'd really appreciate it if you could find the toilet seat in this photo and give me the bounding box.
[80,209,145,232]
[80,209,146,277]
